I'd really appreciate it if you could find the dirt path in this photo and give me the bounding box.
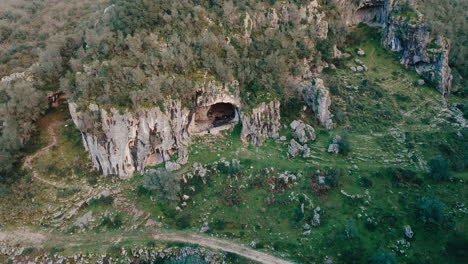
[22,120,69,189]
[152,231,295,264]
[0,229,295,264]
[397,98,432,127]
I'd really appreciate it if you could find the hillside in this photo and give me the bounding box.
[0,1,466,264]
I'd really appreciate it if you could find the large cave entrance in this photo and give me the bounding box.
[189,102,239,135]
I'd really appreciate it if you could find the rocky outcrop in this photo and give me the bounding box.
[382,3,452,98]
[290,120,316,143]
[70,81,281,178]
[303,78,334,129]
[69,100,191,179]
[339,0,452,98]
[337,0,387,26]
[241,101,281,145]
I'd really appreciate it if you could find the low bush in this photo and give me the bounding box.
[175,214,191,229]
[427,156,451,181]
[88,195,114,206]
[217,159,242,176]
[99,213,123,229]
[143,168,181,202]
[416,196,447,226]
[382,167,423,186]
[358,176,373,188]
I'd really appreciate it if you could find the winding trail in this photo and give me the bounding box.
[0,229,295,264]
[22,120,69,189]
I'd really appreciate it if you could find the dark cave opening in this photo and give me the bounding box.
[189,102,238,134]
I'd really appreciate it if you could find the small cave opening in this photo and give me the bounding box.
[189,102,238,134]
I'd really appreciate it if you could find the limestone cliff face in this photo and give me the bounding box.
[382,4,452,97]
[69,101,191,179]
[303,78,334,129]
[70,82,280,178]
[340,0,452,98]
[241,101,281,145]
[337,0,387,26]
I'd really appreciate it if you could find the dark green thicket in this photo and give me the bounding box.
[60,0,345,109]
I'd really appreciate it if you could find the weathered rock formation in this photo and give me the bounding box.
[70,82,280,178]
[382,3,452,98]
[241,101,281,145]
[339,0,452,98]
[303,78,334,129]
[337,0,387,26]
[290,120,316,143]
[69,100,191,179]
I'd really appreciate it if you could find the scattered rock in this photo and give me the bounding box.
[417,79,425,86]
[200,222,210,233]
[145,219,162,228]
[288,139,303,157]
[357,48,365,56]
[404,225,414,239]
[302,144,311,158]
[328,143,339,153]
[303,223,311,230]
[74,211,93,228]
[350,66,357,72]
[290,120,316,143]
[278,172,297,184]
[279,136,287,141]
[356,66,364,72]
[318,176,326,185]
[312,212,320,226]
[355,59,364,65]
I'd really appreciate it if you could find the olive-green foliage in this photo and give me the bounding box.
[143,168,181,202]
[99,213,123,229]
[62,0,344,108]
[416,196,447,226]
[427,156,451,181]
[88,195,114,206]
[416,0,468,78]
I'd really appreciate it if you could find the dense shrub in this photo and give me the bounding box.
[382,167,423,186]
[358,176,373,188]
[427,156,451,181]
[99,214,123,229]
[143,168,181,202]
[88,195,114,206]
[175,214,191,229]
[217,159,242,176]
[338,133,351,156]
[416,196,447,226]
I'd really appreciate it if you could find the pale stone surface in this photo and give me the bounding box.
[290,120,316,143]
[241,101,281,146]
[303,78,334,129]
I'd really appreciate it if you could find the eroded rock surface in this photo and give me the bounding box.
[382,2,452,98]
[303,78,334,129]
[70,82,280,177]
[241,101,281,145]
[290,120,316,143]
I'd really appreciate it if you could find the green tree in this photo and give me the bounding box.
[143,168,180,202]
[416,196,447,226]
[428,156,451,181]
